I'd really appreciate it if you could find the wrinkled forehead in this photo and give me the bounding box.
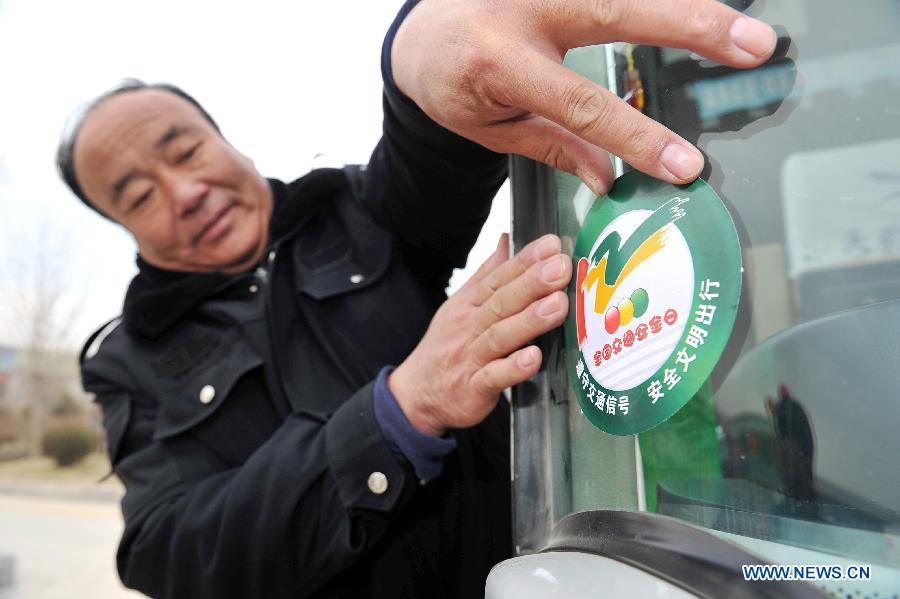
[72,89,214,203]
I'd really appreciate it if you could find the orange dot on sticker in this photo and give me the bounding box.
[618,298,634,327]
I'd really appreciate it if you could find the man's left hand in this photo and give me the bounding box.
[391,0,777,195]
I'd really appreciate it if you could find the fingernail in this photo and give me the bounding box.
[538,294,560,316]
[660,143,704,181]
[730,17,776,59]
[541,256,565,283]
[517,346,539,368]
[576,169,607,196]
[531,235,560,261]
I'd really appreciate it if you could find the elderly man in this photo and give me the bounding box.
[61,0,775,597]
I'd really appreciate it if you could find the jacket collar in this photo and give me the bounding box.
[122,170,346,339]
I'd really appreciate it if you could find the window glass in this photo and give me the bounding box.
[513,1,900,591]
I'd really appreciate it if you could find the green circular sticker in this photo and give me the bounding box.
[567,171,741,436]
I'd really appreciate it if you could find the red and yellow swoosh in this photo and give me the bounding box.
[576,224,670,347]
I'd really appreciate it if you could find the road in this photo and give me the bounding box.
[0,492,143,599]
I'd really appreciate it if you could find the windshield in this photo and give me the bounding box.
[512,1,900,594]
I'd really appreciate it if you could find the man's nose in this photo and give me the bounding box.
[166,174,209,216]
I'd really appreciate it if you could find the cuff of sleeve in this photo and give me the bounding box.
[325,382,413,512]
[372,366,456,482]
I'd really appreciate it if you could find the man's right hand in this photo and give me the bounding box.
[389,233,571,437]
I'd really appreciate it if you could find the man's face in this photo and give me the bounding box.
[74,89,273,274]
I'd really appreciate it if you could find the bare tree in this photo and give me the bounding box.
[2,221,86,348]
[0,220,87,456]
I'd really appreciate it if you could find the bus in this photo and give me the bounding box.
[488,1,900,597]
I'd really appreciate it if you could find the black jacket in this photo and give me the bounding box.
[80,9,511,596]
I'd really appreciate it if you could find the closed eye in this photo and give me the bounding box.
[176,143,202,164]
[130,188,153,211]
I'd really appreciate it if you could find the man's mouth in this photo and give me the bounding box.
[194,203,235,246]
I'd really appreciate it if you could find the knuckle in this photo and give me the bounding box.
[485,325,505,356]
[686,8,728,43]
[618,119,667,165]
[474,271,501,305]
[537,142,569,172]
[461,44,498,84]
[488,294,505,319]
[562,83,612,138]
[470,288,489,308]
[590,0,621,29]
[513,246,532,268]
[487,270,503,292]
[458,38,518,106]
[534,133,578,174]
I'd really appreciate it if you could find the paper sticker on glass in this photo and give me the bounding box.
[567,171,742,435]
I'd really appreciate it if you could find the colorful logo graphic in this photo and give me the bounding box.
[566,171,742,436]
[601,288,650,334]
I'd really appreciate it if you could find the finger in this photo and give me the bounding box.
[536,0,776,68]
[497,49,704,184]
[459,233,510,291]
[471,346,542,397]
[474,114,615,196]
[467,234,562,306]
[473,253,571,333]
[470,291,568,364]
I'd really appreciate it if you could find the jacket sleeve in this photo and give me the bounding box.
[360,0,510,294]
[90,371,418,599]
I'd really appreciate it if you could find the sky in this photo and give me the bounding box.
[0,0,510,350]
